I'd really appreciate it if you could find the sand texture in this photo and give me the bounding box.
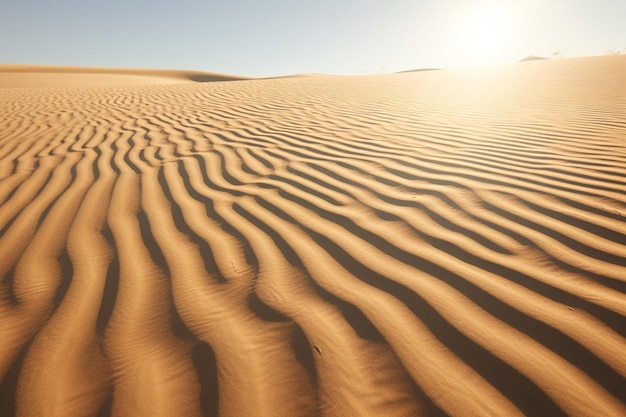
[0,56,625,417]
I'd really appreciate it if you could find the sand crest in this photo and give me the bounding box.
[1,56,625,416]
[0,65,250,88]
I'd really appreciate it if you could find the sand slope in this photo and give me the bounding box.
[0,56,625,417]
[0,65,251,88]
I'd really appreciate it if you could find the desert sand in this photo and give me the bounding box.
[0,56,625,417]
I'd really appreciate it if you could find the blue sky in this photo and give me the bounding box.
[1,0,625,76]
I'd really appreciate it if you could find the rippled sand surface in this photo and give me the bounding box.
[1,56,625,417]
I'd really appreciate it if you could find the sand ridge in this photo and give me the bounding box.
[0,55,625,416]
[0,65,252,88]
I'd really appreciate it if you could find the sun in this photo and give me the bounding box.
[455,3,515,67]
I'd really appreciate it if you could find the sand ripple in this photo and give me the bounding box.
[1,56,626,416]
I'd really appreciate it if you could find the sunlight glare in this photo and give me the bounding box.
[455,3,516,67]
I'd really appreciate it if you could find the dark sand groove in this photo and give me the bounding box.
[1,56,626,416]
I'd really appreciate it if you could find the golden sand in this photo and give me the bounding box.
[0,56,625,416]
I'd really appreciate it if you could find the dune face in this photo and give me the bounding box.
[0,56,625,417]
[0,65,250,88]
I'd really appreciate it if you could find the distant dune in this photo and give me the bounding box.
[518,55,549,62]
[0,65,251,88]
[0,55,625,417]
[395,68,442,73]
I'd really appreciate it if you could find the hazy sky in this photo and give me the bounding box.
[1,0,625,76]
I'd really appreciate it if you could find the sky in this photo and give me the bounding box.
[1,0,625,77]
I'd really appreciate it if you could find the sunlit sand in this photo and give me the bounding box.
[1,55,625,417]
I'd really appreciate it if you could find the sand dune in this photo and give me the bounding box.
[0,55,625,417]
[0,65,251,88]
